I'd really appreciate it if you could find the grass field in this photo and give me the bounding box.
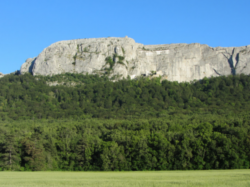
[0,170,250,187]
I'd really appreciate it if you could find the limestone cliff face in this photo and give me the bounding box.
[20,58,36,74]
[0,72,4,78]
[20,37,250,82]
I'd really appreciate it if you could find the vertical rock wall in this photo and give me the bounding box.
[20,37,250,82]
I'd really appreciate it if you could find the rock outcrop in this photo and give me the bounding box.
[20,37,250,82]
[20,58,36,74]
[0,72,4,78]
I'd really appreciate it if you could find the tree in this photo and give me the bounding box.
[1,133,20,170]
[100,142,126,171]
[21,136,46,171]
[75,137,94,170]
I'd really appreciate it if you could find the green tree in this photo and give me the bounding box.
[21,137,46,171]
[1,133,20,170]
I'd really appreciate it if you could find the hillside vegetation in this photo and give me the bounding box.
[1,73,250,120]
[0,73,250,171]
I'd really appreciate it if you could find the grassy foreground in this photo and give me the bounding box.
[0,170,250,187]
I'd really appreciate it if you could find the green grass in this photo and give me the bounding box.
[0,170,250,187]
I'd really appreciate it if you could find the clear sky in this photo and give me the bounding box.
[0,0,249,74]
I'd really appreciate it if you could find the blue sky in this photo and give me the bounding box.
[0,0,249,74]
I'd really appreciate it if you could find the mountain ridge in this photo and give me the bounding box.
[20,37,250,82]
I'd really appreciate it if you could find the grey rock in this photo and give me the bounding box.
[46,81,81,87]
[20,57,36,74]
[0,72,4,78]
[21,37,250,82]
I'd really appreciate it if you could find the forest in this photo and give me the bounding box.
[0,73,250,171]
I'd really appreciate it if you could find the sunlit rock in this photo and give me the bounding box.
[20,37,250,82]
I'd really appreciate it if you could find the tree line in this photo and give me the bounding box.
[0,73,250,171]
[0,73,250,120]
[0,116,250,171]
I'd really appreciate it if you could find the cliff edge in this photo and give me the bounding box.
[20,37,250,82]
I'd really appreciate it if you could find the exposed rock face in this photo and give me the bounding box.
[21,37,250,82]
[20,58,36,74]
[0,72,4,78]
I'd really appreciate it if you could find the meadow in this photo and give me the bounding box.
[0,170,250,187]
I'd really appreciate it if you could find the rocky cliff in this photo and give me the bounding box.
[20,37,250,82]
[0,72,4,78]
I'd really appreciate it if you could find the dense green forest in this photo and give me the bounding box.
[1,73,250,120]
[0,73,250,171]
